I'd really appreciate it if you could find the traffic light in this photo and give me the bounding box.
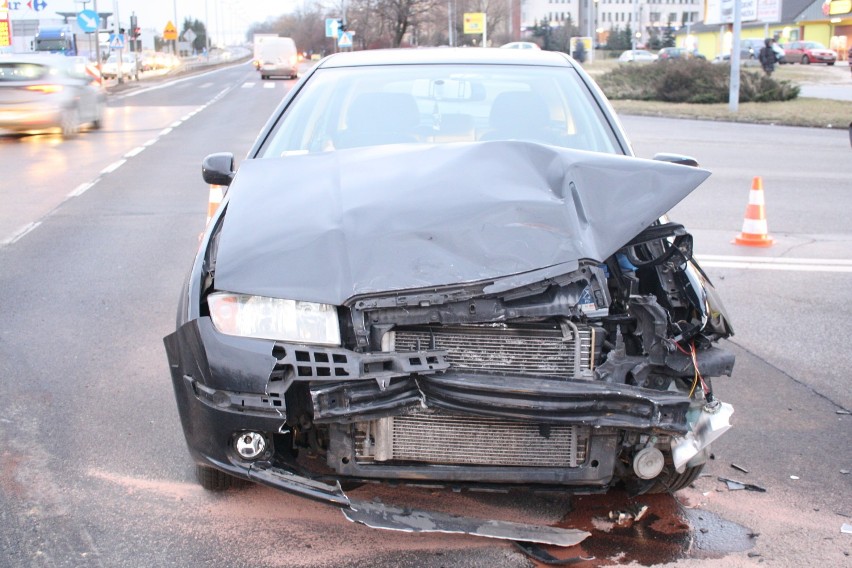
[133,27,141,38]
[130,14,137,36]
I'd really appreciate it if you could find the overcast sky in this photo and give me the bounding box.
[11,0,304,43]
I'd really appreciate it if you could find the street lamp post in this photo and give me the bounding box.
[93,0,100,68]
[205,0,210,60]
[173,0,178,55]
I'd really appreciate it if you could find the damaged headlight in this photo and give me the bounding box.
[207,293,341,346]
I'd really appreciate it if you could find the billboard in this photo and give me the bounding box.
[704,0,781,25]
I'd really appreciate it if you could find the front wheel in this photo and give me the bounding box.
[196,464,239,491]
[60,107,80,138]
[802,55,810,64]
[91,101,105,130]
[646,463,705,494]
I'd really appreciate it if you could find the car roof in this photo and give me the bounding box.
[0,53,76,67]
[316,47,576,69]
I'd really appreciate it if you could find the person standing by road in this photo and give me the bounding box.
[758,38,778,75]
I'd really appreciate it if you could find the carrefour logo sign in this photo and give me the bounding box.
[3,0,49,11]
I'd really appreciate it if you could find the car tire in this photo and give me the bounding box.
[91,102,105,130]
[827,62,834,66]
[646,463,705,494]
[61,107,80,138]
[196,464,237,491]
[802,55,810,64]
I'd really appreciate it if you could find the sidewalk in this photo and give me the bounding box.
[795,62,852,101]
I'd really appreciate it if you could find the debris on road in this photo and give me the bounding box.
[512,541,595,565]
[731,463,750,474]
[342,499,591,547]
[841,470,850,475]
[790,475,800,480]
[836,410,850,415]
[718,477,767,492]
[608,505,649,526]
[842,523,852,535]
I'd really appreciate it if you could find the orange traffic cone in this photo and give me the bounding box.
[733,176,774,247]
[205,185,224,227]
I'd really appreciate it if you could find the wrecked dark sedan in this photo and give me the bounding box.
[164,48,735,535]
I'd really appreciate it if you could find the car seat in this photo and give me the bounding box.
[480,91,556,144]
[336,92,420,149]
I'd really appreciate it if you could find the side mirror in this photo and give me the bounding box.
[652,153,700,168]
[202,152,235,186]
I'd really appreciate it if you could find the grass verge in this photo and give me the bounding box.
[586,56,851,128]
[609,98,851,129]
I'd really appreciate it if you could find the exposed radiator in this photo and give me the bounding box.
[391,324,594,379]
[354,411,589,468]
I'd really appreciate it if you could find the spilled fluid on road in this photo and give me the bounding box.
[525,490,756,566]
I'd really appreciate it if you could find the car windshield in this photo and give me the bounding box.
[803,42,826,49]
[259,63,622,157]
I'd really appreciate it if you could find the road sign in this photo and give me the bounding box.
[163,20,177,41]
[463,12,485,34]
[0,17,10,48]
[77,9,98,33]
[337,31,353,49]
[325,18,339,38]
[183,28,196,43]
[108,32,124,49]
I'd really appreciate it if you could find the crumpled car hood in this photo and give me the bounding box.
[213,141,710,305]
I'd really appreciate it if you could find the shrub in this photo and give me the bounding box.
[597,59,799,103]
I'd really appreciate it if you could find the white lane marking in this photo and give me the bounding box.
[4,70,244,248]
[69,181,96,197]
[242,82,255,88]
[699,261,852,273]
[263,82,275,89]
[2,221,42,246]
[697,255,852,273]
[100,159,126,175]
[200,82,214,89]
[124,146,145,158]
[117,62,251,99]
[699,254,852,266]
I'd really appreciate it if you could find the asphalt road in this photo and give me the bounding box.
[0,62,850,567]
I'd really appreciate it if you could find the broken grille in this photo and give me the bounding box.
[392,324,593,379]
[355,412,589,468]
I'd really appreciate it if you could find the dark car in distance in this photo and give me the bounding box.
[657,47,707,60]
[164,47,736,537]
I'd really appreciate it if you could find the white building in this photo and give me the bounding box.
[521,0,703,45]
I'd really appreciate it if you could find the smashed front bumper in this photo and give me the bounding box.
[164,314,733,542]
[166,317,720,480]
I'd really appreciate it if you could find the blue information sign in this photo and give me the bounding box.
[325,18,340,38]
[77,9,99,33]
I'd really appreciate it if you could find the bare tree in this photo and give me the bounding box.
[347,0,393,49]
[376,0,441,47]
[246,7,329,55]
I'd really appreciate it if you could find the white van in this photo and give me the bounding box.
[256,36,299,80]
